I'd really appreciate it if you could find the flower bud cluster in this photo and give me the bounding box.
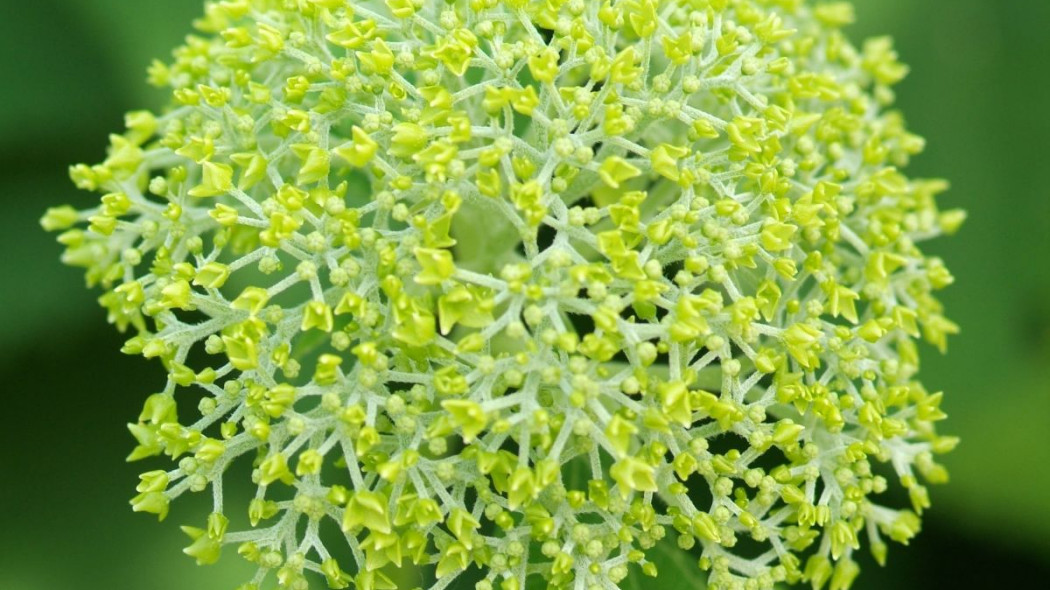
[44,1,960,589]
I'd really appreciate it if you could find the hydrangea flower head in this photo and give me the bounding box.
[43,1,962,589]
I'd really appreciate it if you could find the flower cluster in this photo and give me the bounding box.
[43,0,962,589]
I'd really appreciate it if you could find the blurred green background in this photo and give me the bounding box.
[1,1,1047,588]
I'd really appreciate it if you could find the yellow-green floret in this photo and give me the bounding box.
[43,1,963,589]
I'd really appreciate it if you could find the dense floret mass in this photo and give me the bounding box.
[43,0,962,589]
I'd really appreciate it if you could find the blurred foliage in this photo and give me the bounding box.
[0,1,1047,588]
[849,0,1050,555]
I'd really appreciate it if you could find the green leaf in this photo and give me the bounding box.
[65,0,204,104]
[624,536,705,590]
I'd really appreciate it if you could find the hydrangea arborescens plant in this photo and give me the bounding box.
[42,0,963,588]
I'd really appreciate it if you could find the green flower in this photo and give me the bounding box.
[44,1,961,589]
